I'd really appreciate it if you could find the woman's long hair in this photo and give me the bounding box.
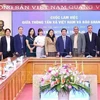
[46,29,55,42]
[28,28,36,38]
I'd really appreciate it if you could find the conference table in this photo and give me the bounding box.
[0,57,100,100]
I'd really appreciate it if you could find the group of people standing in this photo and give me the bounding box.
[0,24,100,60]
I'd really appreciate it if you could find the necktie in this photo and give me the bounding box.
[63,37,66,49]
[20,36,23,48]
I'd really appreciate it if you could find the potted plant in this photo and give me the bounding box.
[40,64,90,100]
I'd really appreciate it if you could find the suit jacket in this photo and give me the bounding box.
[97,36,100,51]
[0,38,1,52]
[0,36,14,55]
[97,36,100,56]
[45,37,56,54]
[14,34,26,56]
[56,36,72,55]
[84,32,97,55]
[70,33,86,55]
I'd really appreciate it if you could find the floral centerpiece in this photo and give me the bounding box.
[40,64,90,100]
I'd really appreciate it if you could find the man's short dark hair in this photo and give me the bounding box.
[87,25,92,28]
[61,28,67,32]
[18,26,23,30]
[73,26,79,30]
[5,28,11,33]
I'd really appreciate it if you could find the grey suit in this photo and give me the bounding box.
[70,33,86,57]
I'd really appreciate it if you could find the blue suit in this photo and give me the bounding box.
[84,32,97,57]
[14,34,26,56]
[56,36,72,57]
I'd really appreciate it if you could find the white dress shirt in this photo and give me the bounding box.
[0,36,2,39]
[89,33,92,42]
[6,36,11,52]
[73,34,78,49]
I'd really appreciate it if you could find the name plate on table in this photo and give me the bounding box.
[33,75,97,100]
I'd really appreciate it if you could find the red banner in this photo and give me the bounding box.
[0,3,100,11]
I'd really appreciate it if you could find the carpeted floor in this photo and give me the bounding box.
[16,84,100,100]
[16,84,32,100]
[98,84,100,100]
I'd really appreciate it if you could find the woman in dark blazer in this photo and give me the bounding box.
[97,29,100,57]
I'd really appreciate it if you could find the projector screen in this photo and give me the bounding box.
[12,11,100,36]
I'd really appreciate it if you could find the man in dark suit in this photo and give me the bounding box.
[0,28,14,59]
[0,20,5,60]
[14,26,26,56]
[97,29,100,57]
[84,25,97,57]
[56,28,72,57]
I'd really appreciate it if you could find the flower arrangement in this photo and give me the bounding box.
[40,64,90,95]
